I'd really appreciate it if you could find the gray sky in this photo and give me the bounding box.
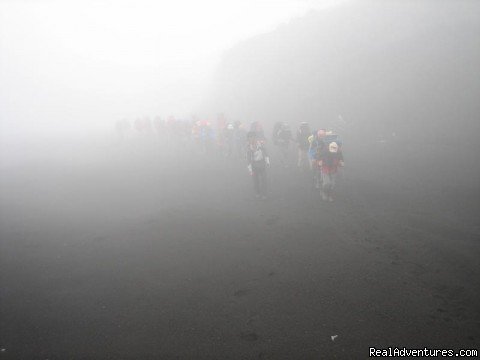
[0,0,344,136]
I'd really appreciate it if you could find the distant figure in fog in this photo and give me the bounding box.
[250,121,266,144]
[246,131,270,199]
[224,123,235,157]
[199,120,215,154]
[319,141,344,202]
[166,116,176,138]
[309,129,327,189]
[134,117,144,134]
[216,113,227,152]
[153,116,165,138]
[234,121,247,158]
[143,117,153,136]
[191,119,201,150]
[296,122,311,171]
[272,121,293,167]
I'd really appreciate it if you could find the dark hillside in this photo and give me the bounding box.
[210,0,480,185]
[212,1,480,199]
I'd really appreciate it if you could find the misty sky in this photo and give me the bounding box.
[0,0,344,136]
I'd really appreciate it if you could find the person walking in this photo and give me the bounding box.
[274,122,293,168]
[246,131,270,199]
[320,141,344,202]
[309,129,327,189]
[296,122,311,171]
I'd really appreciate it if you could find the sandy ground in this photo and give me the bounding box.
[1,137,479,359]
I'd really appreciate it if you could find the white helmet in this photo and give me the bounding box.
[329,142,338,153]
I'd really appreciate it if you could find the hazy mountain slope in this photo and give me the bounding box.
[210,0,480,150]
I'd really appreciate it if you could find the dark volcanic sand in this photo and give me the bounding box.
[1,138,479,359]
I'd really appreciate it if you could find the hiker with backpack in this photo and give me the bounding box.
[273,122,293,167]
[250,121,266,144]
[233,121,247,159]
[319,141,344,202]
[309,129,327,189]
[296,122,311,171]
[246,131,270,199]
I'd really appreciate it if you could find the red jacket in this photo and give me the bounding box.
[321,151,343,174]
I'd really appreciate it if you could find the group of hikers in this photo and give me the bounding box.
[115,115,344,202]
[253,121,344,202]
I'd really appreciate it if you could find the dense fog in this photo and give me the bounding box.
[1,1,479,359]
[210,0,480,189]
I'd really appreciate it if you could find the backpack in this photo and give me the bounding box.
[272,122,282,144]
